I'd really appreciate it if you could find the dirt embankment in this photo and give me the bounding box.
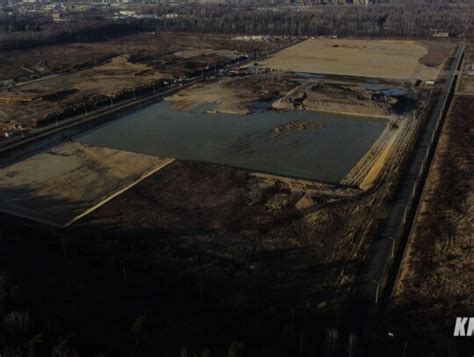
[390,95,474,353]
[168,74,298,114]
[273,81,400,117]
[71,159,378,316]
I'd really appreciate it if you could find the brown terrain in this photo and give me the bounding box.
[168,73,298,114]
[260,39,448,80]
[70,160,381,317]
[417,40,456,68]
[0,142,173,226]
[459,41,474,94]
[389,95,474,353]
[0,36,459,356]
[0,32,275,83]
[0,32,281,136]
[272,81,403,117]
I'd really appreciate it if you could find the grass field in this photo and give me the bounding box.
[261,39,442,80]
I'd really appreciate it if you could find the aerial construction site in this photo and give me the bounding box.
[0,24,472,357]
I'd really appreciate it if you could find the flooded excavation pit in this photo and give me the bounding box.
[77,101,388,183]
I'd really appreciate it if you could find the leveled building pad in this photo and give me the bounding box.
[261,39,441,81]
[0,142,173,226]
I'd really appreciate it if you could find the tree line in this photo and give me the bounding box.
[156,4,473,38]
[0,17,155,51]
[0,3,472,51]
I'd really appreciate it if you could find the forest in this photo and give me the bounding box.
[157,4,473,38]
[0,3,472,51]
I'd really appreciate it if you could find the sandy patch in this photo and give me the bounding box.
[0,142,173,226]
[167,79,249,114]
[167,74,297,115]
[261,39,440,81]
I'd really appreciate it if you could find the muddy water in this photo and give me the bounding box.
[76,101,387,183]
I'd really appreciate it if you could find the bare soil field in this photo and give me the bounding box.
[0,55,164,132]
[0,32,275,83]
[417,40,456,68]
[0,32,281,135]
[70,160,383,317]
[273,81,404,117]
[0,142,173,226]
[167,73,298,114]
[0,38,438,356]
[389,95,474,353]
[261,39,445,81]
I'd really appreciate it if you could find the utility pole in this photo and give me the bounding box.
[326,328,338,357]
[348,333,356,357]
[389,236,395,260]
[372,279,380,304]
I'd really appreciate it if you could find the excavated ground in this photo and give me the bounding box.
[70,160,381,316]
[0,32,283,136]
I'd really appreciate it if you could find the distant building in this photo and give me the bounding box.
[119,9,135,15]
[432,32,449,39]
[430,29,449,39]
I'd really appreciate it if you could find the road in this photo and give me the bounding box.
[355,41,465,311]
